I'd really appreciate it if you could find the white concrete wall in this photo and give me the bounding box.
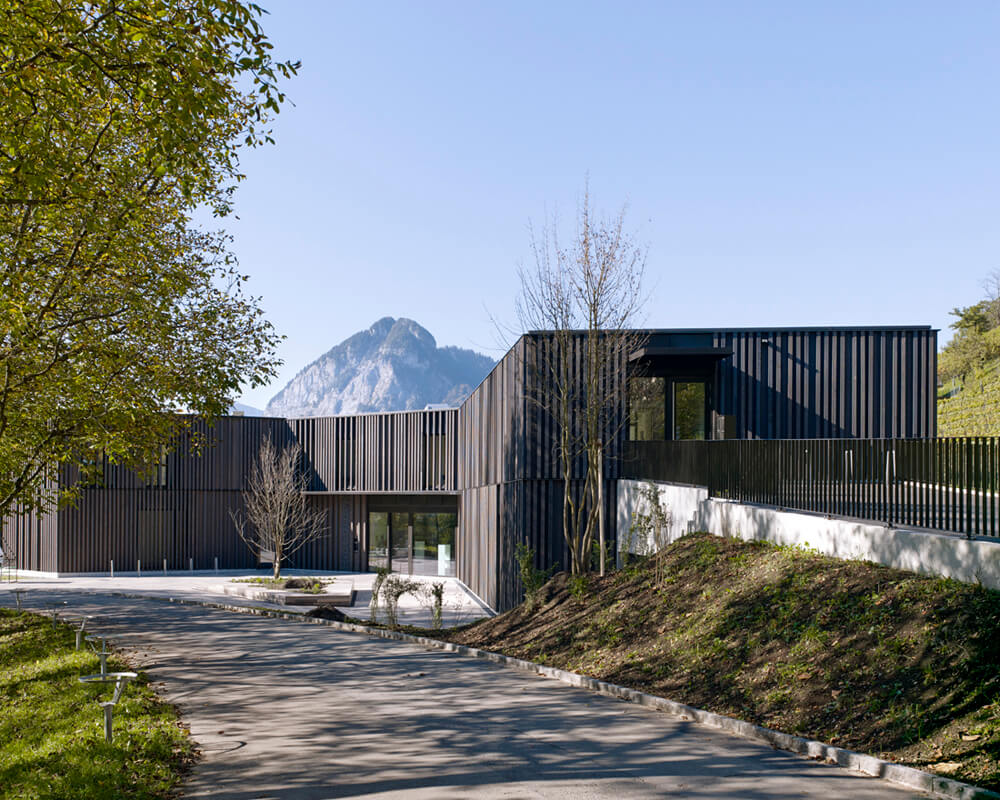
[617,479,1000,592]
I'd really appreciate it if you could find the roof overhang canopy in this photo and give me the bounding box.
[628,345,733,363]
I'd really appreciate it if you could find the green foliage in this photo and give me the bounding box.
[379,574,422,629]
[515,543,556,608]
[628,483,672,584]
[428,582,445,630]
[0,608,194,798]
[938,359,1000,436]
[567,573,589,600]
[936,276,1000,435]
[0,1,298,524]
[938,289,1000,384]
[590,536,615,573]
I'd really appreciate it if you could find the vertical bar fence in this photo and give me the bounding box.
[624,437,1000,540]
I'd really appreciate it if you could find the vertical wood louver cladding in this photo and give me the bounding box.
[454,332,626,609]
[49,416,298,573]
[456,338,524,489]
[713,328,936,440]
[2,505,58,573]
[458,484,499,609]
[518,333,628,481]
[456,333,628,486]
[290,409,457,493]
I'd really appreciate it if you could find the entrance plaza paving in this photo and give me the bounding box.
[0,570,493,627]
[0,584,933,799]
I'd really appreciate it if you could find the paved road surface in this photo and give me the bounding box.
[5,591,931,799]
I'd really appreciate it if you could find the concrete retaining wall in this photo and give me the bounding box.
[617,479,1000,592]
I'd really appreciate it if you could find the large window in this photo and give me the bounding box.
[673,381,707,440]
[628,376,708,440]
[412,513,456,577]
[628,377,666,440]
[369,512,389,569]
[368,511,456,577]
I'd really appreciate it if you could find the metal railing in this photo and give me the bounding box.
[624,437,1000,540]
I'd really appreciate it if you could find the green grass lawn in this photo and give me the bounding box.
[0,608,195,800]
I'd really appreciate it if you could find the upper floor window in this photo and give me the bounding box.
[673,381,706,440]
[628,376,708,440]
[628,377,666,440]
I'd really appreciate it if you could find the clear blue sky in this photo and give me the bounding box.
[225,1,1000,409]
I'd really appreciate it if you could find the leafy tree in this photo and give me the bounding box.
[0,2,298,532]
[939,274,1000,384]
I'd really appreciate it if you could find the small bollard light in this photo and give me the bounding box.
[100,701,115,741]
[48,601,66,629]
[79,672,137,743]
[87,636,111,675]
[70,616,91,650]
[163,558,167,575]
[110,559,114,578]
[214,556,218,574]
[189,557,194,573]
[137,559,141,577]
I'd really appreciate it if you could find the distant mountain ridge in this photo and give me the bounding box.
[264,317,495,417]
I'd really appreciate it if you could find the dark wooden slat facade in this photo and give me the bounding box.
[451,327,936,609]
[292,409,457,493]
[710,328,937,439]
[4,326,937,612]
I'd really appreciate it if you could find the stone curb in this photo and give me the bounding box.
[39,589,1000,800]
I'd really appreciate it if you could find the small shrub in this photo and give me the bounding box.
[381,574,422,628]
[428,581,445,630]
[590,537,615,573]
[516,543,557,609]
[568,573,589,600]
[370,566,390,623]
[629,483,672,585]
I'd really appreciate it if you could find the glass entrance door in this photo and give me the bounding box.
[369,512,388,570]
[368,510,457,576]
[412,513,457,576]
[390,512,411,575]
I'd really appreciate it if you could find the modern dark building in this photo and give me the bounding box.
[5,326,937,611]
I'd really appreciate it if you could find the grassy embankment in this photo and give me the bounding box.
[0,608,195,800]
[440,533,1000,792]
[938,358,1000,436]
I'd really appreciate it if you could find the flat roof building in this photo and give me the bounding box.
[5,325,937,611]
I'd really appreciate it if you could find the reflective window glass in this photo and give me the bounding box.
[673,381,706,440]
[628,377,666,440]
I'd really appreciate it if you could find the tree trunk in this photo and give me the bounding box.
[598,441,605,577]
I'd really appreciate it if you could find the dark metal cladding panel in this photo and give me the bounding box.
[290,409,457,494]
[713,328,936,439]
[457,484,499,609]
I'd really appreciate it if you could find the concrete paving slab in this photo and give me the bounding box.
[0,590,934,799]
[0,570,493,628]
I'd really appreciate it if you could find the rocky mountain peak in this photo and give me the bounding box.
[264,317,494,418]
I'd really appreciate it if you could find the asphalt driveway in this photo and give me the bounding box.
[7,591,930,799]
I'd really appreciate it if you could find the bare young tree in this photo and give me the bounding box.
[516,183,647,576]
[229,436,326,579]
